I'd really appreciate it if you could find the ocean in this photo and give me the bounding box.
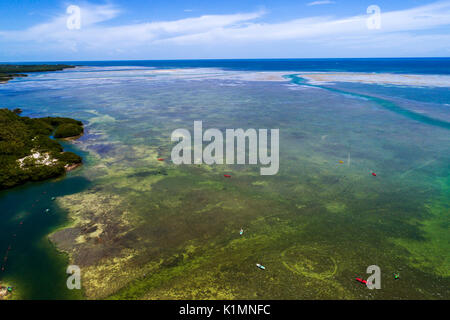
[0,59,448,299]
[6,57,450,74]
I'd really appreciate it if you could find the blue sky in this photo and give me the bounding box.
[0,0,449,61]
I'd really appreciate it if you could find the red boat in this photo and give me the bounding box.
[224,174,231,178]
[157,158,165,161]
[372,172,377,176]
[356,277,367,285]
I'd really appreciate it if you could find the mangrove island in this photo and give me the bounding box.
[0,109,84,190]
[0,64,75,83]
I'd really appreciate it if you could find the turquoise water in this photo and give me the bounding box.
[287,75,450,129]
[0,175,89,299]
[0,61,449,299]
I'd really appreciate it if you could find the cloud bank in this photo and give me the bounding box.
[0,1,449,60]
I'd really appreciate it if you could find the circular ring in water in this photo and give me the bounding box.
[280,245,338,280]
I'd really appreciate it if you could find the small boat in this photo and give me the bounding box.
[355,277,367,285]
[256,263,266,270]
[339,160,344,164]
[224,174,231,178]
[157,158,165,161]
[51,197,56,201]
[371,172,377,176]
[239,228,244,236]
[45,209,50,213]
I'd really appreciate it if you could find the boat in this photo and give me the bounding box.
[256,263,266,270]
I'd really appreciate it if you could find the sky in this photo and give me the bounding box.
[0,0,449,61]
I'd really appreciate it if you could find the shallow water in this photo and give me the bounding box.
[0,64,448,299]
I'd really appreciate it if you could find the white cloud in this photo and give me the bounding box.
[156,1,450,45]
[0,1,449,59]
[307,1,336,6]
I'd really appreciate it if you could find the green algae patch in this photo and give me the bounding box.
[391,201,450,277]
[198,180,225,191]
[252,180,269,187]
[27,72,450,300]
[281,245,338,280]
[104,201,357,300]
[81,248,146,299]
[108,255,211,300]
[326,202,347,214]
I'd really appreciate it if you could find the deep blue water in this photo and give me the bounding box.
[2,58,450,74]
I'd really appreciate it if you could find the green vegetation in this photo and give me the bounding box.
[54,123,83,138]
[0,109,84,190]
[0,64,75,83]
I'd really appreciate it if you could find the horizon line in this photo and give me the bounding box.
[1,57,450,64]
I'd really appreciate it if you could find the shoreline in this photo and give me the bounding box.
[0,65,75,83]
[65,163,82,171]
[0,109,85,191]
